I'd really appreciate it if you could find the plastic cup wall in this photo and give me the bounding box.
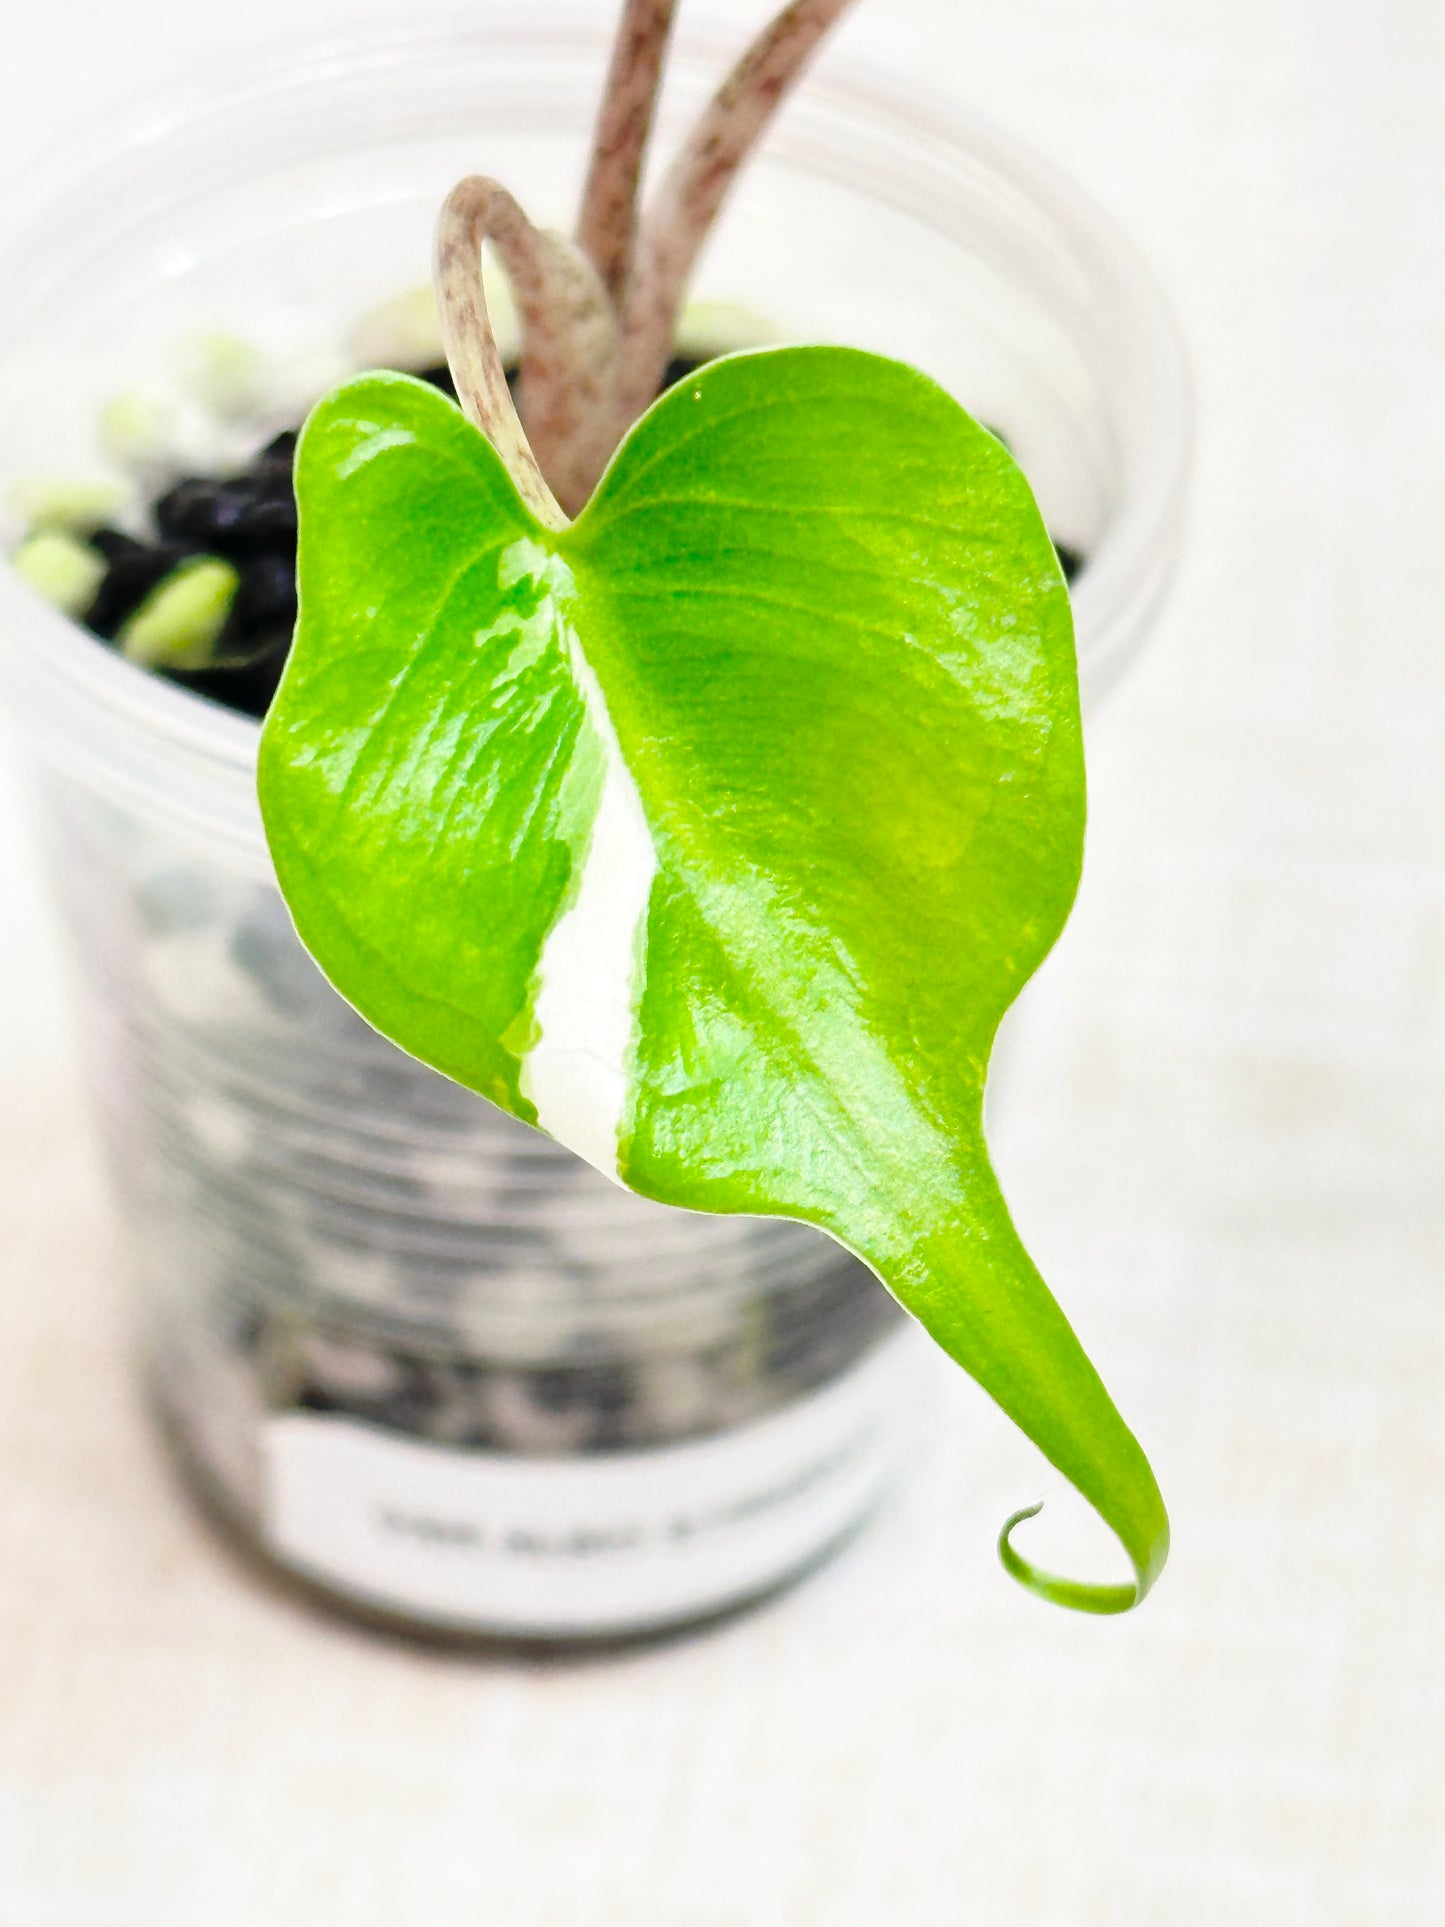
[0,20,1190,1603]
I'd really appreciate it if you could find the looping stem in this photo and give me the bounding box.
[435,178,617,525]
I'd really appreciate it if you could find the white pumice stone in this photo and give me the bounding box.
[300,1334,408,1404]
[674,298,777,361]
[10,528,106,615]
[451,1279,594,1363]
[181,1092,254,1166]
[98,388,183,475]
[175,332,276,424]
[483,1372,597,1454]
[347,284,447,371]
[98,386,250,483]
[422,1366,487,1446]
[139,929,262,1033]
[634,1354,720,1436]
[302,1244,404,1316]
[8,475,129,533]
[262,345,356,424]
[350,268,521,372]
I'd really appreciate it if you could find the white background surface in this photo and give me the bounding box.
[2,2,1443,1921]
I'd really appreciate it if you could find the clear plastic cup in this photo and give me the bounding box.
[0,18,1190,1641]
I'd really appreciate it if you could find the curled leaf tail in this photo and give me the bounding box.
[865,1140,1168,1614]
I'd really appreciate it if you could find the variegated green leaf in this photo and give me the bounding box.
[258,348,1168,1611]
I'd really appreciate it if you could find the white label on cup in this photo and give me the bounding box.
[262,1327,927,1637]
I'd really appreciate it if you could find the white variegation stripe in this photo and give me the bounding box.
[521,581,656,1182]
